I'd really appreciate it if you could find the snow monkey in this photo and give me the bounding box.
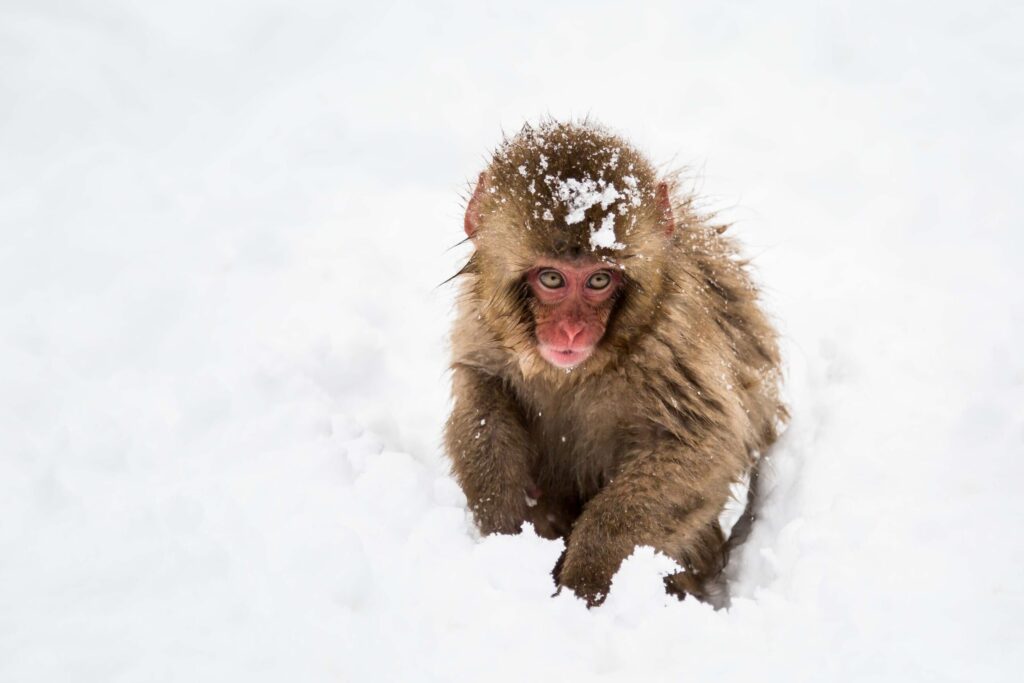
[445,121,785,606]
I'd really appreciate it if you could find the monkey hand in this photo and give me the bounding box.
[556,523,636,607]
[469,490,530,536]
[522,485,576,540]
[474,481,559,537]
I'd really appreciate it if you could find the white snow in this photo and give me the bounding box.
[718,470,752,538]
[547,176,610,224]
[2,1,1023,682]
[540,169,635,248]
[589,213,626,250]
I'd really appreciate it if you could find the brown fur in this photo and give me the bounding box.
[445,121,786,606]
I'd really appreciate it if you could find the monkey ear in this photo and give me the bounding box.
[656,182,676,236]
[464,172,487,239]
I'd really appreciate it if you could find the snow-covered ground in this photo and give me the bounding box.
[2,1,1022,680]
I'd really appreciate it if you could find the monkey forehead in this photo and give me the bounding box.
[476,200,669,267]
[478,121,669,257]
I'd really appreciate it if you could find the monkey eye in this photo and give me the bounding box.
[586,271,612,289]
[538,270,566,289]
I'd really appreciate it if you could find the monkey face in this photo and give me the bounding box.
[461,122,678,377]
[526,260,622,368]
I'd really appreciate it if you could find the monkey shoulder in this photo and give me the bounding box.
[449,302,517,377]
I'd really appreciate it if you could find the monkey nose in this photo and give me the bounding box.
[560,321,586,344]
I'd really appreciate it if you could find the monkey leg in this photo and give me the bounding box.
[556,448,731,606]
[663,520,729,606]
[444,366,537,535]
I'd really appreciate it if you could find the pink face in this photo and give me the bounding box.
[526,260,622,368]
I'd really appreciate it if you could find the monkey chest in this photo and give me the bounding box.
[521,389,627,499]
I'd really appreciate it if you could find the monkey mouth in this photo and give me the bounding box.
[539,345,593,369]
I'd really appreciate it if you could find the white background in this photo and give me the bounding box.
[2,1,1022,680]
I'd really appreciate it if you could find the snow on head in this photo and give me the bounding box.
[491,123,650,252]
[546,176,619,225]
[543,172,637,250]
[590,212,625,250]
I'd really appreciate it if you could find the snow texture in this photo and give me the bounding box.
[589,212,625,251]
[2,1,1023,681]
[547,176,616,225]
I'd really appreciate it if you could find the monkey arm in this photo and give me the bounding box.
[556,444,730,606]
[444,365,537,535]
